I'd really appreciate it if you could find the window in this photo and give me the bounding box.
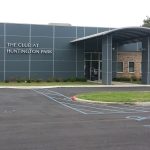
[117,62,123,72]
[85,53,91,60]
[129,62,134,72]
[92,53,99,60]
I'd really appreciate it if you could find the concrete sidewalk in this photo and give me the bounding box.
[0,80,149,89]
[0,83,150,89]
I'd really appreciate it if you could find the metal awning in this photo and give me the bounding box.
[70,27,150,44]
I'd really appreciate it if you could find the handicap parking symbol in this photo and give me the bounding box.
[126,116,150,121]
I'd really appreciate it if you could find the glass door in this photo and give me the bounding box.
[85,61,91,80]
[85,60,102,81]
[91,61,98,80]
[98,61,102,81]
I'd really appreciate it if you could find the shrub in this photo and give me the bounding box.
[16,80,21,83]
[113,77,130,82]
[46,77,87,82]
[46,78,54,82]
[54,79,58,82]
[4,80,9,83]
[46,78,63,82]
[64,77,87,82]
[67,77,77,82]
[54,78,61,82]
[77,77,87,82]
[16,79,25,83]
[35,79,42,82]
[130,76,138,81]
[63,78,68,82]
[113,76,141,82]
[26,80,31,83]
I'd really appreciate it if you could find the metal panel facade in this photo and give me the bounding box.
[0,23,141,82]
[102,35,112,84]
[142,37,150,84]
[0,23,106,81]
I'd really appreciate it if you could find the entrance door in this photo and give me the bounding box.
[85,61,91,80]
[98,61,102,81]
[85,61,102,81]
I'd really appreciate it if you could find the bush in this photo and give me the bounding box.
[64,77,87,82]
[16,80,21,83]
[46,78,54,82]
[16,79,25,83]
[46,77,87,82]
[3,77,87,83]
[35,79,42,83]
[46,78,63,82]
[130,76,138,81]
[63,78,68,82]
[4,80,9,83]
[113,77,130,82]
[77,77,87,82]
[113,76,141,82]
[67,77,77,82]
[55,78,60,82]
[26,80,31,83]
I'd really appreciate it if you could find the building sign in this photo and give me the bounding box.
[6,42,53,54]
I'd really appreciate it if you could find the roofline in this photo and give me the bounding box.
[70,26,150,43]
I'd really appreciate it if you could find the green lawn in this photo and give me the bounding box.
[77,91,150,103]
[0,81,98,86]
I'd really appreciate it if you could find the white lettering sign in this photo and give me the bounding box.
[6,43,52,54]
[7,42,39,48]
[6,49,53,54]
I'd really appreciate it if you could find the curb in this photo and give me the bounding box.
[134,102,150,106]
[1,84,150,89]
[73,96,150,106]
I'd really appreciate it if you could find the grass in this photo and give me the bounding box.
[0,81,98,86]
[77,91,150,103]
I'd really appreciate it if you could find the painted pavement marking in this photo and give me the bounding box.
[32,89,87,114]
[143,125,150,128]
[126,115,150,129]
[32,88,150,115]
[126,116,150,121]
[101,105,150,113]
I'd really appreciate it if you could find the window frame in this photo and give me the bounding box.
[128,61,135,73]
[117,61,124,73]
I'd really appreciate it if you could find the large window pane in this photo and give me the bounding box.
[92,53,99,60]
[117,62,123,72]
[100,53,102,60]
[85,53,91,60]
[129,62,134,72]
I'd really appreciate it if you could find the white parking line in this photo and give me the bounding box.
[101,105,149,113]
[78,108,105,114]
[35,89,72,100]
[32,89,87,114]
[32,88,150,115]
[144,125,150,128]
[122,104,150,111]
[61,102,124,113]
[126,116,150,121]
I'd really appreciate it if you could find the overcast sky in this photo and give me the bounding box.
[0,0,150,28]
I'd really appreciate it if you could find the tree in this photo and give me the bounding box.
[142,16,150,27]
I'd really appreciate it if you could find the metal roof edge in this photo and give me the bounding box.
[70,26,150,43]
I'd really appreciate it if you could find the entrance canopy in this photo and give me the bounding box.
[71,27,150,85]
[71,27,150,44]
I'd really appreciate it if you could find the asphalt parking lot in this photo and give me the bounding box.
[0,87,150,150]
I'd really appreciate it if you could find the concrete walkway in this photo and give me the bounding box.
[0,81,150,89]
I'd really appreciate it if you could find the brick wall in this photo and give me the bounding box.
[116,51,142,79]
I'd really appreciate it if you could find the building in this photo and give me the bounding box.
[117,51,142,80]
[0,23,150,84]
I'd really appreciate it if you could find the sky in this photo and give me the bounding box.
[0,0,150,28]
